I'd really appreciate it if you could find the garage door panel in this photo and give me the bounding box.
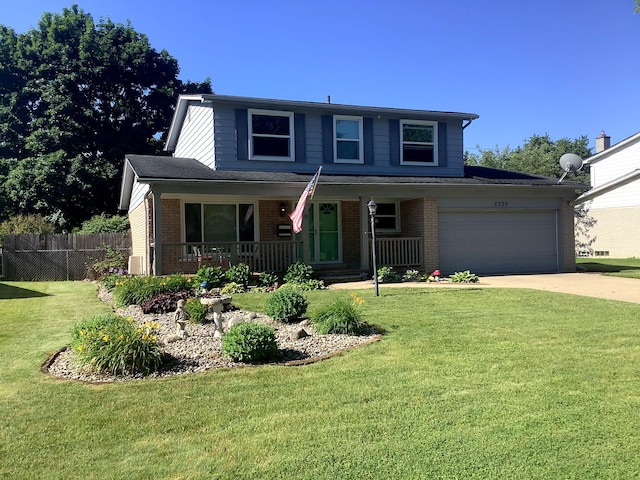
[438,211,558,274]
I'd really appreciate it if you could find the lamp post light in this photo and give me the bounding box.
[367,198,379,297]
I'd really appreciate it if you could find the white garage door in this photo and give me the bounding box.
[438,211,559,275]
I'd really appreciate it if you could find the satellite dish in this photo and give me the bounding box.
[557,153,583,183]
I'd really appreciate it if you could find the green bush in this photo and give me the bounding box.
[112,274,192,306]
[311,293,369,335]
[449,270,480,283]
[70,313,164,375]
[100,272,129,291]
[221,322,278,363]
[184,297,208,324]
[221,282,246,294]
[377,266,402,283]
[283,262,314,284]
[193,265,224,289]
[285,279,325,291]
[402,269,421,282]
[0,214,55,247]
[78,213,130,233]
[88,246,128,280]
[264,286,308,323]
[225,263,251,287]
[258,271,279,288]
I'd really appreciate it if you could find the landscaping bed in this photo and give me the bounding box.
[44,288,380,383]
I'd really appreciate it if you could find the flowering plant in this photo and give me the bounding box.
[310,292,369,335]
[71,314,164,375]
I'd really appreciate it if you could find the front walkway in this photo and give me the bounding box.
[329,272,640,305]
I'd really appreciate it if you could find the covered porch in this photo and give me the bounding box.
[159,237,424,276]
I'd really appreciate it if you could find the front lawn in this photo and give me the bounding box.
[1,281,640,479]
[577,257,640,279]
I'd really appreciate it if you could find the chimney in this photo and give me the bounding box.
[595,130,611,153]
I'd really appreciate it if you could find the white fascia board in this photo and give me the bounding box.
[585,131,640,165]
[573,168,640,205]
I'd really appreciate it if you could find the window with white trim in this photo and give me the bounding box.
[334,115,363,163]
[400,120,438,165]
[249,109,294,161]
[374,202,399,231]
[184,203,255,243]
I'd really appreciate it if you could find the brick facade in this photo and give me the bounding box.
[400,197,438,272]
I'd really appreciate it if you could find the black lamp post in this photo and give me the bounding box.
[367,198,379,297]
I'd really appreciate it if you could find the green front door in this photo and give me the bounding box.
[308,202,340,263]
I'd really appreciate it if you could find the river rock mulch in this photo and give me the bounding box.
[44,289,381,383]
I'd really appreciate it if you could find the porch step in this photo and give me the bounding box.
[316,270,368,285]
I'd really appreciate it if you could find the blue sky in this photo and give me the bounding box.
[4,0,640,155]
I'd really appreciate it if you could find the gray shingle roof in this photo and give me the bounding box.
[124,154,586,188]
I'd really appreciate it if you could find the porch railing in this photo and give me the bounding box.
[162,241,303,274]
[376,237,423,268]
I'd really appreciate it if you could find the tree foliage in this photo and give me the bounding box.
[0,5,212,229]
[465,134,592,184]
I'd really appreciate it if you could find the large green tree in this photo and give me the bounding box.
[0,5,211,229]
[465,134,592,184]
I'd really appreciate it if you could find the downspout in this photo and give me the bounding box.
[462,118,475,130]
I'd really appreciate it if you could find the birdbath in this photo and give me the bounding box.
[200,295,232,339]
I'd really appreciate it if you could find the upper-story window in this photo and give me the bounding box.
[401,120,438,165]
[249,109,294,161]
[334,115,363,164]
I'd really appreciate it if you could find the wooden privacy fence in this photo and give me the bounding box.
[1,233,131,281]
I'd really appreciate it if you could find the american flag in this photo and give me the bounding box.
[289,167,322,234]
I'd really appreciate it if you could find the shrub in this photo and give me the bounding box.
[377,266,402,283]
[193,265,224,289]
[101,272,129,291]
[449,270,480,283]
[221,282,246,294]
[286,279,325,291]
[258,271,279,288]
[225,263,251,287]
[70,313,164,375]
[88,246,128,280]
[264,286,308,323]
[221,322,278,363]
[140,291,191,314]
[184,297,208,324]
[402,269,421,282]
[311,293,369,335]
[283,261,314,284]
[0,214,55,247]
[112,274,192,306]
[77,213,130,234]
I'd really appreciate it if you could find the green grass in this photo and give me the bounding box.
[577,257,640,279]
[2,282,640,478]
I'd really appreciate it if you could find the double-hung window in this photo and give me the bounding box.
[249,109,294,161]
[374,202,399,231]
[400,120,438,165]
[184,203,255,244]
[334,115,363,163]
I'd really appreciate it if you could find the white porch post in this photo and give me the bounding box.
[152,192,163,276]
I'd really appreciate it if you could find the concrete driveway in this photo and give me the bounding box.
[329,273,640,305]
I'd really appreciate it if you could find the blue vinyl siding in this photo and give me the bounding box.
[207,100,465,176]
[363,117,374,165]
[389,119,400,166]
[321,115,333,164]
[294,113,306,163]
[438,121,447,167]
[235,108,248,161]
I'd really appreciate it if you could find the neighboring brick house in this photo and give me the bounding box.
[119,94,585,277]
[575,131,640,258]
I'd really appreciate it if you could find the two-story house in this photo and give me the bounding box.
[118,94,584,278]
[575,131,640,257]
